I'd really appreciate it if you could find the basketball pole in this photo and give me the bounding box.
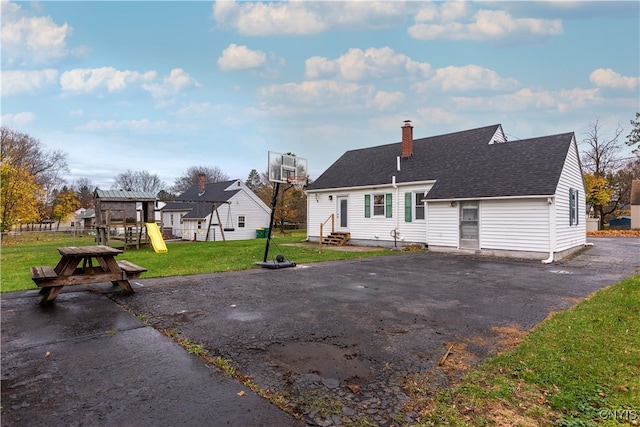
[262,181,280,263]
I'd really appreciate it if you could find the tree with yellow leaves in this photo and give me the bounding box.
[0,163,43,231]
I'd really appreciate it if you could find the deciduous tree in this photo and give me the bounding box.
[0,164,43,231]
[627,112,640,153]
[51,186,81,229]
[112,170,165,194]
[72,178,96,208]
[170,166,229,195]
[580,118,625,227]
[0,126,68,229]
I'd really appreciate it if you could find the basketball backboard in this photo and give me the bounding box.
[268,151,308,184]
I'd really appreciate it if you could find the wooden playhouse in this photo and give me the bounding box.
[93,190,157,249]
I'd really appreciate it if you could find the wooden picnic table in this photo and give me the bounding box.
[30,245,147,305]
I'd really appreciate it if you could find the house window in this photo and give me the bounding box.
[238,215,246,228]
[404,192,426,222]
[373,195,385,216]
[365,193,392,218]
[197,221,202,229]
[415,193,426,220]
[180,213,184,224]
[569,188,580,226]
[170,214,174,225]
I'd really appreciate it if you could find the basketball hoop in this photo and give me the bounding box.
[288,175,307,191]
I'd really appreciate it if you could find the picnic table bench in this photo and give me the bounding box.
[30,245,147,305]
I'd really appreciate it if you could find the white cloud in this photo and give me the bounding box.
[218,44,267,71]
[1,69,58,96]
[141,68,200,99]
[1,111,36,127]
[60,67,156,93]
[416,107,459,125]
[452,88,601,113]
[305,47,431,81]
[370,91,405,110]
[75,119,168,133]
[212,0,407,36]
[258,79,405,114]
[589,68,639,91]
[408,5,563,41]
[174,102,212,117]
[1,0,87,66]
[415,64,519,92]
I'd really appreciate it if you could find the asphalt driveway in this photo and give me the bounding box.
[2,237,639,426]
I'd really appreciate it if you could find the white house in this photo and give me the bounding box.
[306,121,587,262]
[161,177,270,242]
[631,180,640,230]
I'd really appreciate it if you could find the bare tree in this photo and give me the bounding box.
[627,112,640,153]
[72,177,96,208]
[0,126,68,188]
[170,166,229,194]
[112,170,165,194]
[580,118,625,227]
[580,118,624,177]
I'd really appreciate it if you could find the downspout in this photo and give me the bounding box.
[392,175,399,237]
[542,197,555,264]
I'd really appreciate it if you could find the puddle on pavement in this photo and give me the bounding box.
[268,341,371,382]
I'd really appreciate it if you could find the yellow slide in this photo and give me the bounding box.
[145,222,168,253]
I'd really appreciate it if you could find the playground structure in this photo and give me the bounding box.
[93,190,166,252]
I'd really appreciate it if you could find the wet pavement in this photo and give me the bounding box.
[2,237,639,426]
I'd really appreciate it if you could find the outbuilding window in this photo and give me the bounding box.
[238,215,246,228]
[569,188,580,226]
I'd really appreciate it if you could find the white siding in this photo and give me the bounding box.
[480,199,549,252]
[397,184,433,244]
[307,191,337,239]
[308,184,433,245]
[554,138,586,252]
[221,191,271,241]
[340,187,396,244]
[162,184,270,242]
[426,202,459,247]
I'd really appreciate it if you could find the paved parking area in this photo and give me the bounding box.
[2,237,638,426]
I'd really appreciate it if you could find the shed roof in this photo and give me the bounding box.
[307,124,575,200]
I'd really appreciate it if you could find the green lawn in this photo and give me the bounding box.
[0,230,392,293]
[408,274,640,426]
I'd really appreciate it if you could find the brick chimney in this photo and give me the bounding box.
[401,120,413,158]
[198,173,205,195]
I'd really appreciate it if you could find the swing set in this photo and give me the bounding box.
[205,201,236,241]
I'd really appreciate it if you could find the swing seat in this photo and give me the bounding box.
[223,227,235,232]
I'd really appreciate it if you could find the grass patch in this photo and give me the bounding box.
[1,230,393,293]
[407,275,640,426]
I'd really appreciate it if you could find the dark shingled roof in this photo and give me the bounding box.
[176,180,240,203]
[307,124,575,200]
[161,180,240,219]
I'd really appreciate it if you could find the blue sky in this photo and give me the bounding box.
[2,0,639,190]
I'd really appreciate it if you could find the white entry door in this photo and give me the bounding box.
[337,196,348,230]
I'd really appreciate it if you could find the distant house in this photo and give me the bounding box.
[74,208,95,229]
[161,176,270,241]
[631,180,640,230]
[306,121,586,262]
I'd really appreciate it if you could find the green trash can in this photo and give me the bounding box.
[256,228,265,238]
